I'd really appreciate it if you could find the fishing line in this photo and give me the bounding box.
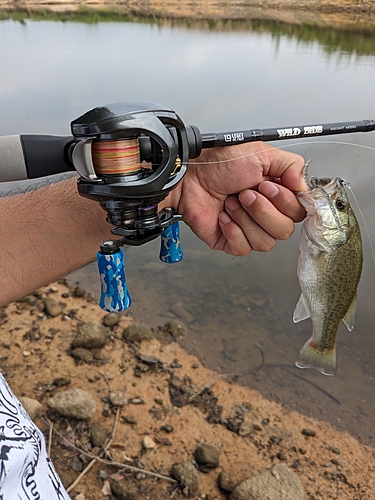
[192,140,375,166]
[345,182,375,270]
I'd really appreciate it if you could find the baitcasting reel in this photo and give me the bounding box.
[1,100,374,312]
[70,102,202,312]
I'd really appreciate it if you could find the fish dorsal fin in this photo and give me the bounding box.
[342,294,357,331]
[293,294,310,323]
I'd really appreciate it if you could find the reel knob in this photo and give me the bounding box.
[97,242,132,312]
[159,222,184,263]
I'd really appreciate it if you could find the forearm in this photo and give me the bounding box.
[0,177,111,306]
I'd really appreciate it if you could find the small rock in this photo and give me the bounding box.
[53,377,71,387]
[230,463,304,500]
[71,347,94,363]
[73,286,86,298]
[331,447,341,455]
[111,479,139,500]
[122,323,154,343]
[138,354,159,365]
[194,444,220,470]
[109,391,127,407]
[218,470,236,493]
[102,312,122,327]
[44,298,62,317]
[129,398,145,405]
[302,428,316,437]
[143,435,156,449]
[18,396,42,421]
[90,422,107,447]
[122,415,137,425]
[164,320,186,339]
[277,450,288,461]
[23,351,31,357]
[160,424,174,433]
[171,461,199,494]
[238,419,253,437]
[154,397,163,405]
[71,321,108,350]
[47,388,96,419]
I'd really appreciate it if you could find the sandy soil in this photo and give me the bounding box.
[1,281,374,499]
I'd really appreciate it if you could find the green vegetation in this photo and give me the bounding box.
[1,7,375,56]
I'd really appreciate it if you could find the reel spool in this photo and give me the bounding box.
[70,102,195,312]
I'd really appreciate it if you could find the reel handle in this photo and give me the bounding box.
[97,243,132,312]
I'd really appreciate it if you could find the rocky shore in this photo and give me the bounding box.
[0,281,374,499]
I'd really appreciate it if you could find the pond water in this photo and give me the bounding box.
[1,13,375,445]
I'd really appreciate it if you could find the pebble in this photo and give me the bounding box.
[18,396,42,421]
[143,435,156,449]
[171,461,199,494]
[331,446,341,454]
[71,321,108,350]
[154,397,163,405]
[44,298,62,317]
[52,377,71,388]
[218,470,236,493]
[164,320,186,338]
[23,351,31,357]
[230,463,304,500]
[110,479,139,500]
[194,443,220,470]
[302,428,316,437]
[47,388,96,419]
[102,312,121,327]
[109,391,127,407]
[122,415,137,425]
[90,422,107,447]
[73,286,86,298]
[160,424,174,433]
[122,323,154,343]
[71,347,94,363]
[129,398,145,405]
[277,450,288,461]
[138,354,159,366]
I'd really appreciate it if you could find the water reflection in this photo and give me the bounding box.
[1,14,375,445]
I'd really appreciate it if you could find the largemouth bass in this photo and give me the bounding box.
[294,174,363,376]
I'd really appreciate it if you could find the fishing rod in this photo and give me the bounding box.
[1,101,374,311]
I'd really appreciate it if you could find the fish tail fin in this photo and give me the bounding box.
[295,339,336,376]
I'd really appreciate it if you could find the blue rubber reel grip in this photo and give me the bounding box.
[97,247,132,312]
[159,221,184,263]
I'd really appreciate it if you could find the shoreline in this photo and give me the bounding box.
[1,281,374,499]
[1,0,375,32]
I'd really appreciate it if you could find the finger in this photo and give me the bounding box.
[236,190,295,241]
[225,196,277,251]
[258,181,306,222]
[218,211,253,256]
[262,146,308,192]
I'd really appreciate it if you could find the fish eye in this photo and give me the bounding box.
[335,198,346,211]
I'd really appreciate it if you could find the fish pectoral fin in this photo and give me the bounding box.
[293,294,310,323]
[342,294,357,332]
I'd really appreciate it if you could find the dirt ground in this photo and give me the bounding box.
[1,281,374,499]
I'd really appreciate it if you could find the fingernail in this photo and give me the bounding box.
[239,190,256,207]
[259,182,280,198]
[219,212,231,224]
[226,197,241,212]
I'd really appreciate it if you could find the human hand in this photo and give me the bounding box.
[169,142,307,256]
